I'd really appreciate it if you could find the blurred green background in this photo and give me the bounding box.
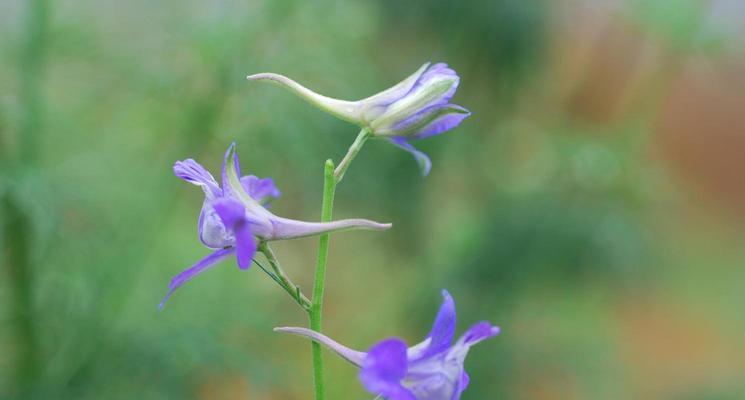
[2,0,745,399]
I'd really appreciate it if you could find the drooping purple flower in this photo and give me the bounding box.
[275,290,500,399]
[247,63,470,175]
[161,143,391,309]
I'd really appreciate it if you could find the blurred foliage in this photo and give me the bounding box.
[2,0,745,399]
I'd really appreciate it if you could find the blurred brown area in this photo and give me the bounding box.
[657,58,745,216]
[618,297,745,398]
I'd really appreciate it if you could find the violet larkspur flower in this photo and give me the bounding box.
[160,143,391,309]
[275,290,499,399]
[247,63,470,175]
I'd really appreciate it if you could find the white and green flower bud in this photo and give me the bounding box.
[247,63,469,139]
[247,62,471,175]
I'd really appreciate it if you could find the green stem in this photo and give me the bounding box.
[258,242,312,311]
[309,128,370,400]
[310,159,336,400]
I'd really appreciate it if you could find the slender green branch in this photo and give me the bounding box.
[334,128,370,183]
[251,259,282,287]
[258,242,312,311]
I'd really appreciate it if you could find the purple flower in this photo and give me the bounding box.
[275,290,499,399]
[160,143,391,309]
[247,63,470,175]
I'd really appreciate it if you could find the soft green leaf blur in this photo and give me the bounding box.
[2,0,745,399]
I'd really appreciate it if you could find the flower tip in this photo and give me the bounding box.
[246,72,271,81]
[246,73,293,88]
[373,222,393,231]
[223,142,238,163]
[157,295,170,311]
[236,256,253,270]
[347,220,392,231]
[420,162,432,177]
[456,106,472,116]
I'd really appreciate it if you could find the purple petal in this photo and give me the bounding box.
[212,198,257,269]
[212,197,246,227]
[389,103,470,139]
[413,105,471,140]
[420,290,456,359]
[232,223,256,269]
[458,321,500,347]
[240,175,281,203]
[159,248,235,310]
[423,63,457,79]
[360,339,416,400]
[274,327,366,366]
[388,137,432,176]
[413,63,459,105]
[174,159,221,198]
[447,321,500,364]
[453,372,470,400]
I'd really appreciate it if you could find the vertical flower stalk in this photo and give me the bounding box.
[309,128,371,400]
[309,160,336,400]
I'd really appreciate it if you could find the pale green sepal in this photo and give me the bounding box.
[370,75,457,132]
[356,62,431,122]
